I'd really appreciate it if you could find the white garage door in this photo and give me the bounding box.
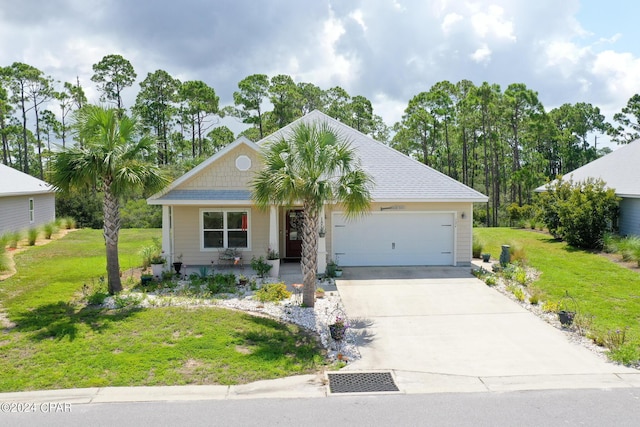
[332,212,455,266]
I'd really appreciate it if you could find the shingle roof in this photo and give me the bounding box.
[536,139,640,198]
[260,111,488,202]
[0,164,55,197]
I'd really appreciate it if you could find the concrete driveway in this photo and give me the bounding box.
[337,267,639,392]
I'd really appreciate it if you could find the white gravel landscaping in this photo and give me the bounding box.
[102,277,361,364]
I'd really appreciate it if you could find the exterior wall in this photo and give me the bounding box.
[619,197,640,237]
[178,145,262,190]
[0,193,55,236]
[171,204,270,266]
[325,201,474,266]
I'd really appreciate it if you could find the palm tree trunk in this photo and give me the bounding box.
[301,202,318,307]
[103,182,122,294]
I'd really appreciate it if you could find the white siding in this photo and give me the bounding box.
[619,197,640,237]
[0,193,55,235]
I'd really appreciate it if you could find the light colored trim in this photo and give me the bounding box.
[199,208,252,252]
[162,205,172,261]
[269,205,278,255]
[331,210,457,266]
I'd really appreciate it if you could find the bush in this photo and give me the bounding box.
[617,236,640,263]
[484,275,497,286]
[255,282,291,303]
[56,189,103,229]
[87,290,109,305]
[250,256,272,278]
[7,231,21,249]
[27,228,38,246]
[537,178,619,249]
[43,222,57,239]
[472,236,483,258]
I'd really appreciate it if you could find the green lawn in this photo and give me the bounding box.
[0,229,324,392]
[475,228,640,361]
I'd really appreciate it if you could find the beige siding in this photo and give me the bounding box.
[172,205,270,265]
[0,193,55,235]
[325,201,474,266]
[179,146,263,190]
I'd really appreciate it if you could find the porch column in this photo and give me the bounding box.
[162,205,172,262]
[317,206,327,274]
[269,205,279,255]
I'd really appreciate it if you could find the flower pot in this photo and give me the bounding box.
[335,269,343,277]
[482,253,491,263]
[266,259,280,278]
[173,262,183,275]
[315,291,325,299]
[329,324,346,341]
[151,263,164,278]
[558,310,575,326]
[140,275,153,286]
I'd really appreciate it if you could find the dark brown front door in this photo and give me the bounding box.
[285,209,304,258]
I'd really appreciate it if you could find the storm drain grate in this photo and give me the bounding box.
[327,371,399,394]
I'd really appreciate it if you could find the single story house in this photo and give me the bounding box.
[147,110,488,272]
[536,139,640,237]
[0,164,56,236]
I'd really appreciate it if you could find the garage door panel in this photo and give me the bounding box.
[332,212,455,266]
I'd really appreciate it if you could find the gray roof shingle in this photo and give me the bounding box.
[260,111,488,202]
[156,189,251,201]
[536,139,640,198]
[0,164,55,197]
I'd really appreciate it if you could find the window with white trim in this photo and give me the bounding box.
[201,209,249,249]
[29,198,34,223]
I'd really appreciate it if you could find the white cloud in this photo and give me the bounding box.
[441,12,463,34]
[469,4,516,41]
[471,44,492,64]
[349,9,367,32]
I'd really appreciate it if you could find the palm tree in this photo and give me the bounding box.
[252,121,372,307]
[51,105,168,294]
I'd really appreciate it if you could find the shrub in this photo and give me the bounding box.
[514,268,527,285]
[87,290,109,305]
[43,222,58,239]
[609,344,640,365]
[513,287,525,302]
[472,236,483,258]
[7,231,21,249]
[537,178,619,249]
[484,275,497,286]
[0,234,9,272]
[528,287,544,305]
[601,232,620,254]
[27,228,38,246]
[255,282,291,303]
[120,199,162,228]
[250,256,272,278]
[56,189,103,229]
[542,300,560,313]
[617,236,640,263]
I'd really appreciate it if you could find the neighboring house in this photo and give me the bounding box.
[0,164,56,236]
[536,139,640,237]
[148,111,488,272]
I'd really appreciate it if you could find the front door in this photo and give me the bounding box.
[285,209,304,259]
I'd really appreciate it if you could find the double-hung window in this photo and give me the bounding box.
[29,198,34,223]
[201,209,249,249]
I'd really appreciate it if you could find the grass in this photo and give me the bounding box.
[0,229,325,392]
[475,228,640,362]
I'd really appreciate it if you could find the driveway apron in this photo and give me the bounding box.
[337,267,635,379]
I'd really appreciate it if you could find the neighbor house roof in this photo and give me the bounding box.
[149,111,488,204]
[0,164,55,197]
[535,139,640,198]
[260,110,488,203]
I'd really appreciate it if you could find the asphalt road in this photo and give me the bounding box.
[3,388,640,427]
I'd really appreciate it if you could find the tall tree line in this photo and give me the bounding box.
[3,54,640,226]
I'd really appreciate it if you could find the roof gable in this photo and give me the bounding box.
[536,139,640,197]
[0,164,55,197]
[258,111,488,202]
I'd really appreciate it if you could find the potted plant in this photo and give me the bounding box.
[326,260,337,277]
[173,253,183,276]
[150,254,166,278]
[557,291,577,327]
[238,274,248,286]
[140,272,154,286]
[315,287,325,299]
[329,316,348,341]
[250,256,272,278]
[481,253,491,263]
[266,247,280,278]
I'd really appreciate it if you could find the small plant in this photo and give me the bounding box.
[43,222,57,239]
[8,231,21,249]
[542,300,560,313]
[513,287,525,302]
[326,260,337,277]
[472,236,483,258]
[87,290,109,305]
[266,247,279,260]
[27,228,38,246]
[484,275,497,286]
[527,287,544,305]
[114,293,143,309]
[250,256,272,278]
[255,282,291,303]
[60,216,77,229]
[609,343,640,365]
[514,268,527,286]
[603,327,629,351]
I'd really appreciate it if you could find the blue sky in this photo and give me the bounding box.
[1,0,639,148]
